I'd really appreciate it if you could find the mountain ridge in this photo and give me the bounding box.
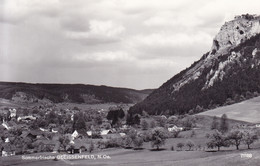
[130,14,260,115]
[0,81,153,104]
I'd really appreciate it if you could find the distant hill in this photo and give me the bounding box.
[198,96,260,123]
[130,14,260,115]
[0,82,153,104]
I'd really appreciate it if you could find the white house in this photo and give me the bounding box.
[86,131,92,137]
[168,125,184,132]
[101,130,112,136]
[119,133,126,137]
[17,115,36,122]
[2,121,11,130]
[71,130,79,139]
[9,109,17,118]
[39,128,49,132]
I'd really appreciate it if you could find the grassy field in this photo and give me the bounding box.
[198,96,260,123]
[2,147,260,166]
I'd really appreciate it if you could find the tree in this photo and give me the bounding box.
[242,130,258,149]
[93,114,103,125]
[107,108,125,126]
[150,127,168,150]
[123,136,133,148]
[150,120,156,128]
[220,114,229,133]
[142,111,149,117]
[50,110,58,122]
[89,141,94,153]
[59,135,70,151]
[211,116,219,130]
[141,119,149,130]
[126,112,134,125]
[186,140,195,151]
[73,112,86,131]
[128,128,137,141]
[207,130,229,151]
[157,117,166,127]
[190,130,196,138]
[133,114,140,125]
[133,136,143,149]
[177,142,184,151]
[228,130,244,150]
[170,130,180,138]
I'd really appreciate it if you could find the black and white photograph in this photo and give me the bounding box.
[1,0,260,165]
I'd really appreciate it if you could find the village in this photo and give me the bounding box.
[0,103,197,157]
[1,103,260,160]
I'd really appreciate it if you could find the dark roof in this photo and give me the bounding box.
[3,143,16,152]
[20,130,44,138]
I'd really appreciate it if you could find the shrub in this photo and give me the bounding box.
[141,119,149,130]
[133,137,144,149]
[104,138,123,148]
[177,142,184,151]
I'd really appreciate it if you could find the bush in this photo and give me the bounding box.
[142,130,152,142]
[133,137,144,149]
[104,138,123,148]
[123,136,133,148]
[141,119,149,130]
[177,142,184,151]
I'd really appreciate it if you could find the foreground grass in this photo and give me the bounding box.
[2,147,260,166]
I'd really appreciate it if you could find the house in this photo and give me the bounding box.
[51,128,59,133]
[119,133,126,137]
[17,115,36,122]
[168,125,184,132]
[86,131,92,137]
[2,143,16,157]
[20,130,44,140]
[2,121,11,130]
[74,144,88,154]
[9,108,17,118]
[66,139,89,154]
[39,128,49,132]
[71,130,79,140]
[101,130,112,136]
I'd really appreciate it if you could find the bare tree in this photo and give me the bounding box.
[186,140,195,151]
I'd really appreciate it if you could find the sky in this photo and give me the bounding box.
[0,0,260,90]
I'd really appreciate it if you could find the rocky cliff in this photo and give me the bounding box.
[130,14,260,115]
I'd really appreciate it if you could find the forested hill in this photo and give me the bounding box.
[0,82,153,104]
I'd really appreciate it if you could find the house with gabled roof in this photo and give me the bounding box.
[2,143,16,157]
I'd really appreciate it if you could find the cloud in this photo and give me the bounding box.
[0,0,260,89]
[63,20,125,45]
